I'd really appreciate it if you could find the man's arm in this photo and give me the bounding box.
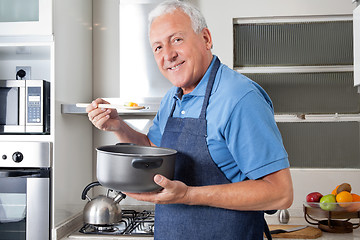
[126,167,293,211]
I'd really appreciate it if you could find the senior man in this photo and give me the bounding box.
[87,1,293,239]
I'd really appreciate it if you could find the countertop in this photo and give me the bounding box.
[265,216,360,240]
[58,205,360,240]
[61,215,360,240]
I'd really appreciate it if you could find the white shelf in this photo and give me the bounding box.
[235,65,353,74]
[275,113,360,122]
[61,103,159,116]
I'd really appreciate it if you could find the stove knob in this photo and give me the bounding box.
[12,152,24,163]
[2,155,6,160]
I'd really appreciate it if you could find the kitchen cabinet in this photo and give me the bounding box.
[0,0,93,239]
[234,14,360,169]
[0,0,52,36]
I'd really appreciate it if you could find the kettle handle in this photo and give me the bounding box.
[81,181,102,200]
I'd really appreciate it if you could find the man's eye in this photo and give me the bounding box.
[174,38,182,43]
[154,46,162,52]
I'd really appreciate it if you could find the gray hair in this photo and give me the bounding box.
[148,0,208,34]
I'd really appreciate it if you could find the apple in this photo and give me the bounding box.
[306,192,323,208]
[320,194,337,211]
[306,192,323,203]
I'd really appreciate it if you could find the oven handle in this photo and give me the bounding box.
[0,168,50,178]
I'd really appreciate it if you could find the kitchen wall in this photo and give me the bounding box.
[92,0,360,212]
[53,0,94,227]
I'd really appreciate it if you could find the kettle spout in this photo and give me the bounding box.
[114,192,126,203]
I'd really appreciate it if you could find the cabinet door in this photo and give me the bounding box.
[0,0,52,36]
[354,5,360,88]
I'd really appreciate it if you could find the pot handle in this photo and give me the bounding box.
[132,158,163,169]
[116,143,137,146]
[81,181,102,200]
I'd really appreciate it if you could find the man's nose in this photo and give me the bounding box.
[163,46,177,61]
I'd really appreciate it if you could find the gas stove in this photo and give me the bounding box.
[79,210,154,236]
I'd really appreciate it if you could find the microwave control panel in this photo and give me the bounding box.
[27,87,42,124]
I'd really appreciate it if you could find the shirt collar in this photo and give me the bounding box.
[174,55,218,100]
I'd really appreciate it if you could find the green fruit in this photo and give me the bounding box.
[320,194,336,211]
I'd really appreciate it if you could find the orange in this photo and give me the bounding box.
[336,191,353,207]
[351,193,360,202]
[331,185,340,196]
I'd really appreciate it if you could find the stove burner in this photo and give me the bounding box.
[79,210,154,236]
[95,225,118,232]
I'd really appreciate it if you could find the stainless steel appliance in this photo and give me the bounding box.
[79,210,154,236]
[96,144,176,193]
[81,181,126,225]
[0,141,51,240]
[0,79,50,134]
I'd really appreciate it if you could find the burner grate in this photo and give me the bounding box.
[79,210,154,236]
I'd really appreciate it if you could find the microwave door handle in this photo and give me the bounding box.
[0,170,41,178]
[19,83,26,129]
[0,80,26,88]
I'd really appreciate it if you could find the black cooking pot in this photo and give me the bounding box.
[96,143,177,193]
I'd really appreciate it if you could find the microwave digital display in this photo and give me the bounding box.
[27,87,41,124]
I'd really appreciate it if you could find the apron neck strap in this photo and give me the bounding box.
[199,57,220,119]
[169,88,183,116]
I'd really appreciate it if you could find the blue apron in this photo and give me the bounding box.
[156,57,272,240]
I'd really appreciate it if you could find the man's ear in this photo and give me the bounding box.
[201,28,213,50]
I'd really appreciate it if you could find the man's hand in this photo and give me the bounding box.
[126,168,293,211]
[125,175,191,205]
[86,98,122,131]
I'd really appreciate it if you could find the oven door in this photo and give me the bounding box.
[0,169,50,240]
[0,80,26,133]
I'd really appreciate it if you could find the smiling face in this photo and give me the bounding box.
[149,9,213,95]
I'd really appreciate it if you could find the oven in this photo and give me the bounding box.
[0,141,51,240]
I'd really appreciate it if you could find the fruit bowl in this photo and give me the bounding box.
[304,201,360,212]
[303,202,360,233]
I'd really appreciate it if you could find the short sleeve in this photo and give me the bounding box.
[147,112,162,146]
[224,90,289,180]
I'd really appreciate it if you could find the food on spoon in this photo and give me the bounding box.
[125,102,139,107]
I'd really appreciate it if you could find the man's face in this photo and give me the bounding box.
[149,9,213,95]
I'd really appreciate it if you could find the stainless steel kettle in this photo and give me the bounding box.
[81,181,126,225]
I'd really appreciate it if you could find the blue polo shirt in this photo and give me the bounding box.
[147,56,289,182]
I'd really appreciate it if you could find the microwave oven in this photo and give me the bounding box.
[0,79,50,134]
